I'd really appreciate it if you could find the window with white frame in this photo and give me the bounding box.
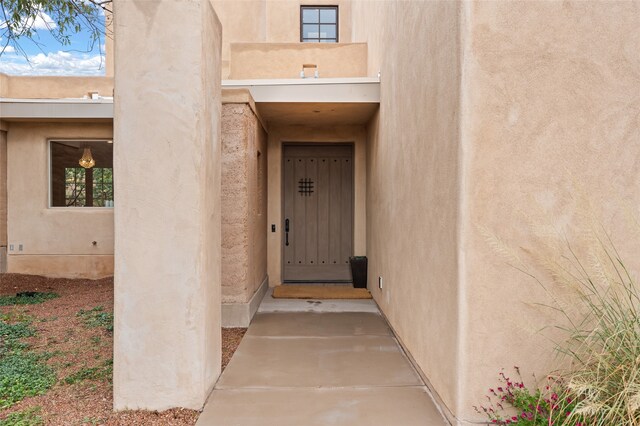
[300,6,338,43]
[50,140,114,207]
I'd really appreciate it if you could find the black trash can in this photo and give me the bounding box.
[349,256,368,289]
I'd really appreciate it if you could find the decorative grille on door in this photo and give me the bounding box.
[298,178,314,196]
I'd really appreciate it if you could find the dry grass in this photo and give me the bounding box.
[483,210,640,425]
[0,274,246,425]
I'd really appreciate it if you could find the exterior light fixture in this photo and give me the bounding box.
[79,147,96,168]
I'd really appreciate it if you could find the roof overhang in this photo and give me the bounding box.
[222,77,379,103]
[0,98,113,121]
[222,77,380,127]
[0,78,380,127]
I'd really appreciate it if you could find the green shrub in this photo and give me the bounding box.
[64,359,112,385]
[0,321,34,355]
[0,319,56,409]
[475,369,582,425]
[0,352,56,409]
[0,293,59,306]
[76,306,113,332]
[0,406,44,426]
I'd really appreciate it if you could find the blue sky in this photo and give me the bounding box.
[0,9,106,76]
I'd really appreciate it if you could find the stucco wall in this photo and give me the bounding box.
[221,103,268,304]
[229,42,367,79]
[113,0,222,411]
[351,0,461,418]
[0,130,6,273]
[267,124,366,286]
[457,2,640,423]
[1,75,113,99]
[0,74,8,97]
[6,123,114,279]
[212,0,352,78]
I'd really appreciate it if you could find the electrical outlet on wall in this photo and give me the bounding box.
[9,244,14,252]
[18,244,23,252]
[378,276,383,290]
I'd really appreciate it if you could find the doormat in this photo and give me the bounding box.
[272,285,372,299]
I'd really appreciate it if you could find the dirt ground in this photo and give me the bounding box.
[0,274,247,425]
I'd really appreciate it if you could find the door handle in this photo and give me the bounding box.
[285,219,290,246]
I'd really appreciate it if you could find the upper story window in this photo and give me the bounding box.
[301,6,338,43]
[50,140,114,208]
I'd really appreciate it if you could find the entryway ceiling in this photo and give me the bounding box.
[257,102,378,126]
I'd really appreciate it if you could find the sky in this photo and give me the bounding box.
[0,8,106,76]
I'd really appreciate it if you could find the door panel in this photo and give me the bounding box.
[305,158,318,265]
[340,158,353,266]
[283,158,295,267]
[283,145,353,282]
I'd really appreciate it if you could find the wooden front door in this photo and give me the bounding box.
[283,144,354,282]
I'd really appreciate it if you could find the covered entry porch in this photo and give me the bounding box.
[220,77,378,326]
[223,78,380,286]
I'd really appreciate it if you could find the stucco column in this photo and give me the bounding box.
[112,0,222,410]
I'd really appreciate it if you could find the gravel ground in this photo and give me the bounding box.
[0,274,247,425]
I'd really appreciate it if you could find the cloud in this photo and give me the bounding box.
[0,38,15,53]
[28,10,57,30]
[0,8,57,33]
[0,51,105,76]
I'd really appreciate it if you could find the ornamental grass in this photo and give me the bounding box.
[480,211,640,425]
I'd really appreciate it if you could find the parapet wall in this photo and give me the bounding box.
[0,74,113,99]
[229,43,367,79]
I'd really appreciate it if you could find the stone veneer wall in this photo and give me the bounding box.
[221,103,268,304]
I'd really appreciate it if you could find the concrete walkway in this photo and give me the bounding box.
[198,290,447,425]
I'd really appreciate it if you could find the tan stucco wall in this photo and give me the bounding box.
[457,2,640,423]
[8,255,113,279]
[354,1,640,424]
[212,0,352,78]
[221,102,268,304]
[113,0,222,411]
[0,74,8,97]
[267,124,366,286]
[211,0,266,78]
[229,43,367,79]
[1,74,113,99]
[0,130,6,273]
[5,123,114,279]
[351,0,461,418]
[0,130,6,247]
